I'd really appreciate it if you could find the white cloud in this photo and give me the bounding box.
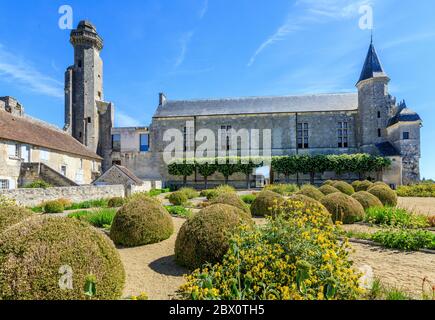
[0,44,63,98]
[199,0,208,19]
[116,110,142,127]
[382,32,435,50]
[175,31,195,68]
[248,0,374,66]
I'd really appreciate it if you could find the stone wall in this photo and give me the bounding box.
[0,185,124,207]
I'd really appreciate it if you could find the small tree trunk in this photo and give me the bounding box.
[246,173,250,190]
[183,175,187,187]
[224,176,229,185]
[204,176,208,190]
[285,174,290,183]
[310,172,315,185]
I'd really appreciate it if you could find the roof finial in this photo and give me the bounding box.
[370,30,373,45]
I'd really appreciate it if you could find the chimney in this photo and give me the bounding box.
[159,92,167,106]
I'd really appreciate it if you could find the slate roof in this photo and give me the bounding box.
[153,93,358,118]
[376,142,401,157]
[358,43,388,83]
[0,110,102,160]
[387,107,422,127]
[113,165,144,185]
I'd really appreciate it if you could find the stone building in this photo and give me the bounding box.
[0,97,102,189]
[63,21,422,188]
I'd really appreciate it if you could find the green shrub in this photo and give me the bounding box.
[0,196,16,208]
[250,190,285,217]
[353,180,374,192]
[200,189,218,200]
[69,209,117,229]
[351,191,383,210]
[368,185,398,207]
[371,228,435,251]
[323,180,336,186]
[373,181,390,188]
[397,183,435,198]
[296,185,324,201]
[179,188,199,199]
[165,206,192,218]
[175,204,249,269]
[240,194,256,204]
[0,206,33,233]
[264,184,299,196]
[215,185,236,194]
[287,194,331,218]
[320,192,365,224]
[0,217,125,300]
[64,198,109,210]
[211,192,250,214]
[318,184,341,196]
[43,200,65,214]
[110,198,174,247]
[108,197,125,208]
[364,207,428,228]
[23,179,52,189]
[179,206,362,300]
[333,181,355,195]
[149,189,163,197]
[168,191,188,206]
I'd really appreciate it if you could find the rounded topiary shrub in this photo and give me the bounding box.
[318,184,341,196]
[372,181,390,188]
[351,191,384,210]
[367,185,398,207]
[353,180,374,192]
[43,200,65,214]
[288,194,331,217]
[179,187,199,199]
[320,192,365,224]
[296,185,325,201]
[200,189,219,201]
[211,192,250,214]
[175,204,248,269]
[110,198,174,247]
[0,206,33,233]
[0,217,125,300]
[332,181,355,195]
[323,180,336,186]
[108,197,125,208]
[250,190,284,217]
[168,191,188,206]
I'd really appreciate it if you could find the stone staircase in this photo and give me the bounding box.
[19,163,78,187]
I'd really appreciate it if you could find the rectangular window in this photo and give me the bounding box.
[140,134,149,152]
[378,128,382,138]
[40,149,49,161]
[61,165,67,176]
[7,144,17,158]
[112,134,121,152]
[377,111,381,118]
[337,122,349,148]
[220,126,232,151]
[403,132,410,140]
[297,123,309,149]
[0,179,9,190]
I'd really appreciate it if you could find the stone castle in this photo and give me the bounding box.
[65,21,421,187]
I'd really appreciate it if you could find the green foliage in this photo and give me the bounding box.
[175,204,250,269]
[110,198,174,247]
[0,206,33,233]
[43,200,65,214]
[367,185,398,207]
[320,193,365,224]
[351,191,383,211]
[165,206,193,218]
[240,194,256,204]
[287,194,331,218]
[23,179,52,189]
[352,180,374,192]
[323,180,336,186]
[296,185,325,201]
[211,192,251,214]
[371,228,435,251]
[264,184,299,196]
[364,207,428,228]
[332,181,355,195]
[68,208,117,228]
[215,185,236,194]
[0,196,16,208]
[64,198,109,211]
[250,190,285,217]
[108,197,125,208]
[318,184,341,196]
[397,183,435,197]
[200,189,219,200]
[196,161,218,189]
[168,191,188,206]
[179,187,199,199]
[0,217,125,300]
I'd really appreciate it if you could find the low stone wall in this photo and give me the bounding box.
[0,185,125,207]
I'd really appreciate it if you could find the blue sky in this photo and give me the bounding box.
[0,0,434,179]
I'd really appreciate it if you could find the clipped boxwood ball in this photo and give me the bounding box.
[332,181,355,195]
[168,191,188,206]
[351,191,383,210]
[0,206,33,234]
[318,184,341,196]
[323,180,336,186]
[108,197,125,208]
[175,204,248,269]
[110,198,174,247]
[43,200,65,214]
[288,194,331,217]
[296,185,324,201]
[320,192,365,224]
[211,192,250,214]
[353,180,374,192]
[0,217,125,300]
[367,185,398,207]
[250,190,284,217]
[372,181,390,189]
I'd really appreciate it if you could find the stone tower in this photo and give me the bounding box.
[65,21,114,172]
[356,41,395,153]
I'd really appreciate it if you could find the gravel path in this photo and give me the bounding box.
[398,197,435,216]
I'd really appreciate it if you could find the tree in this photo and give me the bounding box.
[168,161,195,187]
[216,157,240,185]
[238,159,262,189]
[196,160,217,190]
